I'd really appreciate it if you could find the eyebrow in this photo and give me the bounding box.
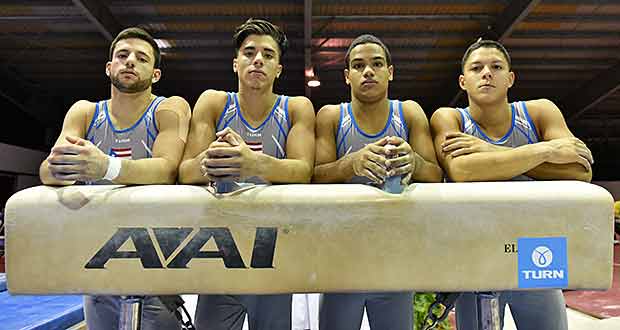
[115,48,152,60]
[351,56,386,62]
[469,60,505,66]
[242,46,276,53]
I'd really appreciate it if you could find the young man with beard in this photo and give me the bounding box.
[40,27,191,330]
[179,18,315,330]
[313,34,442,330]
[430,40,593,330]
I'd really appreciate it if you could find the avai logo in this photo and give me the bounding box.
[531,246,553,268]
[518,237,568,289]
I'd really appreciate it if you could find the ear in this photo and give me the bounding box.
[152,68,162,84]
[458,74,466,91]
[276,63,283,78]
[508,71,515,88]
[344,68,350,85]
[105,62,111,77]
[233,58,238,73]
[388,65,394,81]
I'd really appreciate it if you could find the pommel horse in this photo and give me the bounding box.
[4,182,615,329]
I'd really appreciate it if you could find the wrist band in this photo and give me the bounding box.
[103,156,122,181]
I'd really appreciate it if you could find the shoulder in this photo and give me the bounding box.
[157,96,191,116]
[286,95,313,108]
[400,100,426,119]
[67,99,97,122]
[286,96,314,113]
[313,104,340,133]
[522,98,563,122]
[285,96,315,123]
[430,106,460,122]
[197,89,230,108]
[70,99,97,113]
[193,89,231,121]
[523,98,560,114]
[524,99,565,129]
[316,104,341,122]
[430,107,462,129]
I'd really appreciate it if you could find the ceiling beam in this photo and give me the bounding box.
[488,0,542,41]
[72,0,122,41]
[313,15,492,21]
[562,62,620,122]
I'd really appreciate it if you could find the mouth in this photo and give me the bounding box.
[249,70,266,76]
[120,70,138,78]
[361,80,378,86]
[479,83,495,89]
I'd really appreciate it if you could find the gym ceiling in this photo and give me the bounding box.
[0,0,618,179]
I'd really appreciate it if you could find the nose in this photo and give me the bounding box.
[125,52,136,67]
[481,65,492,80]
[253,51,264,66]
[362,64,374,78]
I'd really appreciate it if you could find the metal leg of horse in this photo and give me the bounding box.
[119,296,143,330]
[476,292,500,330]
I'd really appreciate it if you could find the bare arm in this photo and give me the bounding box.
[266,96,316,183]
[206,97,316,183]
[39,100,91,185]
[523,99,592,182]
[431,108,553,182]
[396,100,442,183]
[113,96,191,184]
[46,97,191,185]
[312,105,389,184]
[178,90,227,184]
[313,105,355,183]
[430,103,592,182]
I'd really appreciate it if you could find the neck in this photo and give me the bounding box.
[350,96,390,120]
[467,97,511,127]
[237,87,278,122]
[109,86,154,121]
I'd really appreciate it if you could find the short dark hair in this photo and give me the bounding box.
[461,39,511,71]
[109,27,161,68]
[233,18,288,60]
[345,34,392,69]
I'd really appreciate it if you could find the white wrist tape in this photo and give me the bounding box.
[103,156,122,181]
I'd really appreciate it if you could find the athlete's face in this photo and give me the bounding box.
[233,34,282,90]
[345,43,393,103]
[106,38,161,93]
[460,47,514,104]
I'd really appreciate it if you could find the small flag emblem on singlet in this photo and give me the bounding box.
[247,141,263,153]
[110,147,132,159]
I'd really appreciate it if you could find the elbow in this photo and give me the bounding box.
[160,161,179,184]
[577,169,593,183]
[446,166,474,182]
[299,163,313,183]
[177,165,190,184]
[177,161,199,184]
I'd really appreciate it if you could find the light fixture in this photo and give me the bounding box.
[305,67,321,88]
[307,79,321,87]
[154,39,172,49]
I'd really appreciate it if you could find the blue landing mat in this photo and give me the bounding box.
[0,292,84,330]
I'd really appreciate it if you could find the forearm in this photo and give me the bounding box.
[39,161,75,186]
[178,155,210,184]
[411,153,443,183]
[526,162,592,182]
[257,154,313,183]
[312,153,357,183]
[448,143,551,182]
[113,158,178,185]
